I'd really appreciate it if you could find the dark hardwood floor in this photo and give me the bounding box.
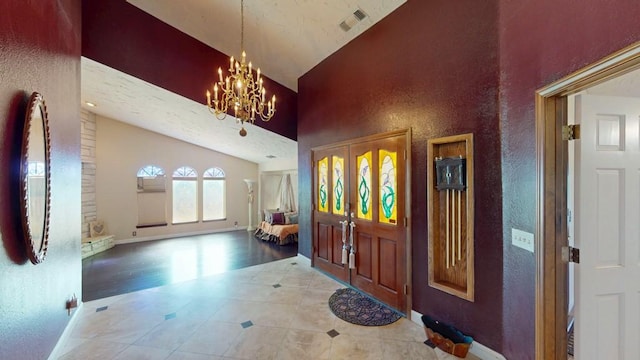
[82,230,298,301]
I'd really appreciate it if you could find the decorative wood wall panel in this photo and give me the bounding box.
[427,133,475,302]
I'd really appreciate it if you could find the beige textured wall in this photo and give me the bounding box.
[95,115,258,242]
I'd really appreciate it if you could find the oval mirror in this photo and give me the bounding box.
[20,92,51,264]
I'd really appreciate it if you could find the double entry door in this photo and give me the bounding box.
[312,131,408,313]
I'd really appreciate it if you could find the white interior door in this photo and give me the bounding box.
[574,93,640,359]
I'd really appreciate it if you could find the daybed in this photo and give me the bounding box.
[254,210,299,245]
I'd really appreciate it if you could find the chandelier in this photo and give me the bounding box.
[206,0,276,137]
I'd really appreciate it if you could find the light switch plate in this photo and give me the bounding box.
[512,228,534,253]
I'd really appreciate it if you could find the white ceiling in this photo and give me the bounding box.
[81,57,297,165]
[586,67,640,98]
[81,0,407,166]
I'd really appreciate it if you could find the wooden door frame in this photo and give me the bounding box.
[310,129,412,315]
[535,42,640,359]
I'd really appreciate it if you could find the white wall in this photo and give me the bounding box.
[258,170,299,220]
[257,156,299,221]
[95,115,258,241]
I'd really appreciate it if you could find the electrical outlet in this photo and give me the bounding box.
[66,294,78,315]
[132,231,137,237]
[512,228,534,253]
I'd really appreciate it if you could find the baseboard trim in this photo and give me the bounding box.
[48,302,84,360]
[115,227,243,245]
[409,309,506,360]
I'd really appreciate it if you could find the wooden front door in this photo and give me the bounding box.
[312,131,408,313]
[312,145,350,282]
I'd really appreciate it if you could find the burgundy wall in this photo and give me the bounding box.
[499,0,640,358]
[0,0,82,359]
[82,0,298,141]
[298,0,503,351]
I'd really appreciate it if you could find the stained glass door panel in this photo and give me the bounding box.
[379,149,397,225]
[356,151,373,221]
[317,157,329,213]
[312,146,350,282]
[332,156,345,215]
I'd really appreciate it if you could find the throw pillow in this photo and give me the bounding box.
[264,208,278,223]
[271,212,285,225]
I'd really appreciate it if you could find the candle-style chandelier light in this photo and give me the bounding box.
[206,0,276,137]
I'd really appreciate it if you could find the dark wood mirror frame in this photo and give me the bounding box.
[20,92,51,264]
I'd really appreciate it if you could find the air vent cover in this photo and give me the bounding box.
[339,7,368,32]
[353,8,367,21]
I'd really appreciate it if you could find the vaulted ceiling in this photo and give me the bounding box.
[81,0,407,165]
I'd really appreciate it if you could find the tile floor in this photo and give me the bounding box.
[55,255,478,360]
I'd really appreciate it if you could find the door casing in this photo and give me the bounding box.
[535,41,640,359]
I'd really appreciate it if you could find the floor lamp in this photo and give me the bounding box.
[244,179,256,231]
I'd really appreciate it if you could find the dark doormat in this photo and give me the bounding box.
[328,288,401,326]
[568,325,574,356]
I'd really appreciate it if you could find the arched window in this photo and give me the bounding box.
[203,167,226,221]
[136,165,167,227]
[137,165,165,177]
[172,166,198,224]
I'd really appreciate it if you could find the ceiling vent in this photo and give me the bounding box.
[339,8,368,32]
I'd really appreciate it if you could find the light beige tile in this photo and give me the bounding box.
[223,325,288,360]
[249,270,287,285]
[54,337,88,358]
[92,312,164,344]
[134,316,202,350]
[278,272,314,288]
[249,302,295,328]
[69,310,122,339]
[333,319,381,338]
[308,273,344,291]
[166,351,221,360]
[380,339,438,360]
[57,339,128,360]
[216,270,257,285]
[377,318,426,343]
[265,286,306,305]
[289,304,337,332]
[299,288,339,307]
[223,283,275,301]
[178,320,241,356]
[211,300,260,323]
[330,333,384,360]
[275,329,332,360]
[112,345,172,360]
[173,297,228,322]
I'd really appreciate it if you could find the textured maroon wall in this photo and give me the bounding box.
[499,0,640,358]
[298,0,503,351]
[82,0,298,141]
[0,0,82,359]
